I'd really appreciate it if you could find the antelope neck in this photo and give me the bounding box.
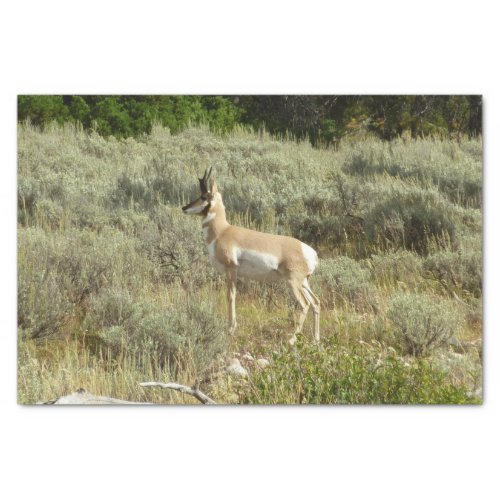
[202,202,228,244]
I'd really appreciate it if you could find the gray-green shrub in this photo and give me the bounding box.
[423,249,482,296]
[364,185,458,254]
[313,256,376,309]
[387,292,464,356]
[284,174,366,252]
[17,123,482,392]
[18,227,154,339]
[341,136,482,208]
[369,250,423,287]
[86,289,227,374]
[138,206,220,287]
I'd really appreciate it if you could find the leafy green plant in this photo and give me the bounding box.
[239,338,478,404]
[18,96,482,145]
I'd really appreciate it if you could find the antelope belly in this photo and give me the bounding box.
[234,248,281,281]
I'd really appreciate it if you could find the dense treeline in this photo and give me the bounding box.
[236,95,482,143]
[18,95,481,145]
[17,96,241,138]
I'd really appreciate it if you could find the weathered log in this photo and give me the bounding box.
[37,383,217,405]
[139,382,217,404]
[37,388,147,405]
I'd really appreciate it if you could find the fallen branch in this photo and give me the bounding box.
[35,384,217,405]
[139,382,217,405]
[37,389,147,405]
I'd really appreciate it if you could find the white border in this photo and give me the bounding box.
[1,1,498,499]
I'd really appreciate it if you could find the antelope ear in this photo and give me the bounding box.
[210,179,218,193]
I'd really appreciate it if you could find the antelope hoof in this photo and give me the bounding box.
[229,322,238,336]
[288,335,297,346]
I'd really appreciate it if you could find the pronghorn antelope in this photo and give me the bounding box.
[182,168,320,344]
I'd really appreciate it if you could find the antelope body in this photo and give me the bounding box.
[182,168,320,344]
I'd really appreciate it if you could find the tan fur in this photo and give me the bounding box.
[183,177,320,343]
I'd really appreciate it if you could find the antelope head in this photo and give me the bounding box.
[182,167,218,216]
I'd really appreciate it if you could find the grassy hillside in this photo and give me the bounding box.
[17,122,482,404]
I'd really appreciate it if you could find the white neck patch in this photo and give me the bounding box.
[202,212,216,224]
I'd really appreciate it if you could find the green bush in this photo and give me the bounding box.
[18,96,482,144]
[18,96,69,125]
[387,292,464,356]
[239,338,478,404]
[18,96,243,139]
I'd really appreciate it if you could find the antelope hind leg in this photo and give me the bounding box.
[302,280,320,343]
[287,280,310,346]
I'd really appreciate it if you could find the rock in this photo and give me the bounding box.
[467,387,483,400]
[256,358,270,369]
[226,358,248,378]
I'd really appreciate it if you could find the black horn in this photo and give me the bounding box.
[198,167,213,193]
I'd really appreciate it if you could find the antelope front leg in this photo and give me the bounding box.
[226,268,238,335]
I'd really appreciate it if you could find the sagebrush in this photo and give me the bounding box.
[17,123,482,404]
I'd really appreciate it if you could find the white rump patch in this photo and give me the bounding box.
[301,242,318,274]
[233,247,280,281]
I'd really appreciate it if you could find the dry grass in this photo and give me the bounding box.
[17,123,482,404]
